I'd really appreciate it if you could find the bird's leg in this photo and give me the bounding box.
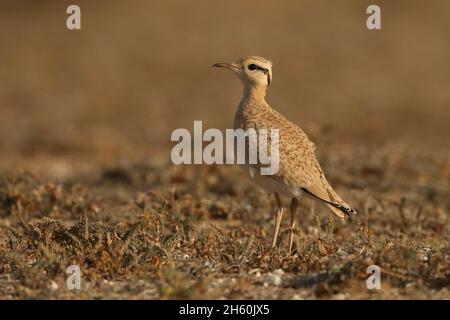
[289,197,299,253]
[272,192,284,248]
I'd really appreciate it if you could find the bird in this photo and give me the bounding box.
[213,56,357,252]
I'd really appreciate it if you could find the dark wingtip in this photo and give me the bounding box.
[333,203,358,216]
[301,187,357,217]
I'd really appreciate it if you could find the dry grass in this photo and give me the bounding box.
[0,1,449,299]
[0,143,448,299]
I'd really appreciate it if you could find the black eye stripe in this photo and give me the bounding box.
[248,64,269,73]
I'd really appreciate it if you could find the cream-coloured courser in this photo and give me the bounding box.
[213,56,357,252]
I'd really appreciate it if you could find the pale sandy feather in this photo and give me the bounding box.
[234,98,354,219]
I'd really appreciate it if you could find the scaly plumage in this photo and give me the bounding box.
[213,56,357,252]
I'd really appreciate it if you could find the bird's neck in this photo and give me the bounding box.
[235,85,269,126]
[243,84,267,103]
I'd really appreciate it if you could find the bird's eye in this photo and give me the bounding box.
[248,64,257,70]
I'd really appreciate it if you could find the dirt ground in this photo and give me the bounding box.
[0,1,449,299]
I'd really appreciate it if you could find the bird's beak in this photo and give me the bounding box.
[212,62,239,70]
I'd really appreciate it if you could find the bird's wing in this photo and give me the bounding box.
[251,108,357,218]
[300,157,357,218]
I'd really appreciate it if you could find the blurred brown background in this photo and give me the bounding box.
[1,0,449,177]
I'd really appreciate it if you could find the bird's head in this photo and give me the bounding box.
[213,56,273,89]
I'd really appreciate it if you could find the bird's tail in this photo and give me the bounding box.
[326,202,357,219]
[301,187,357,219]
